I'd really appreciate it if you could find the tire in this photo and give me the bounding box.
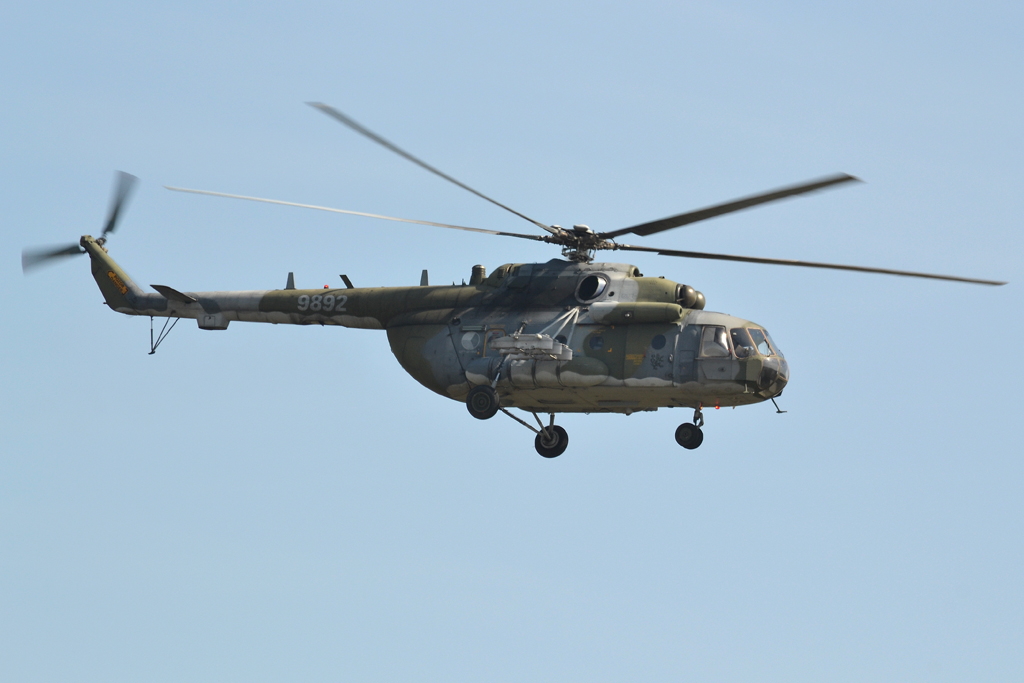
[674,423,704,450]
[535,425,569,458]
[466,385,499,420]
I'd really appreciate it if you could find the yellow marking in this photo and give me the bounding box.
[626,353,645,364]
[107,271,128,295]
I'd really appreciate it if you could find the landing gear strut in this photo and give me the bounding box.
[675,405,705,450]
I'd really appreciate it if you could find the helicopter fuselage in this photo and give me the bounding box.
[32,108,996,456]
[82,235,789,415]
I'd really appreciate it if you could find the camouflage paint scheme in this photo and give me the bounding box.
[82,234,789,414]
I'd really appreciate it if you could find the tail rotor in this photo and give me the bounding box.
[22,171,138,273]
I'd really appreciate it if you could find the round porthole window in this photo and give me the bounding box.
[651,334,666,350]
[576,274,608,302]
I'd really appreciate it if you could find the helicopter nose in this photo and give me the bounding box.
[757,356,790,398]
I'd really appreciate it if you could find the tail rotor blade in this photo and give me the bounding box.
[22,170,137,275]
[21,243,85,273]
[101,171,139,238]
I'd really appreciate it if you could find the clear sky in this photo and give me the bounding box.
[2,1,1021,680]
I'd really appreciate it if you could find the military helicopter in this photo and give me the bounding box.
[22,103,1006,458]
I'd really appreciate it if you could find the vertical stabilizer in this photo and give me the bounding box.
[80,235,144,311]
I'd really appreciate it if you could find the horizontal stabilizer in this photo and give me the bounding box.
[151,284,197,303]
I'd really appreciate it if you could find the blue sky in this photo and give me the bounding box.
[2,1,1022,680]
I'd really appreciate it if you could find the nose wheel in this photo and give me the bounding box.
[675,405,705,450]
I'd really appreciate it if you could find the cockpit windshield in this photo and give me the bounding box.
[730,327,783,358]
[748,328,772,356]
[762,328,783,358]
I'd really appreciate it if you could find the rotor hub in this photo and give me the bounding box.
[548,226,614,263]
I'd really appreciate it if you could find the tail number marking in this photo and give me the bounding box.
[297,294,347,312]
[107,270,128,295]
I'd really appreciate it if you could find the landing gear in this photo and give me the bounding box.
[675,405,705,450]
[535,425,569,458]
[466,385,499,420]
[496,408,570,458]
[675,423,704,449]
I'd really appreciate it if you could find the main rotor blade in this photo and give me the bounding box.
[601,173,861,239]
[164,186,550,242]
[614,243,1006,286]
[102,171,139,237]
[21,243,85,273]
[307,102,557,235]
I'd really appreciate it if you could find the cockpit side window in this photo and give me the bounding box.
[700,325,730,358]
[731,328,755,358]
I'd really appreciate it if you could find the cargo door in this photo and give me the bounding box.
[673,324,700,385]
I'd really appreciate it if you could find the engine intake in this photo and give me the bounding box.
[675,284,706,309]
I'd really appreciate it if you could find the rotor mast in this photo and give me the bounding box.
[550,225,611,263]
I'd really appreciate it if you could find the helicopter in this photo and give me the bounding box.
[22,103,1006,458]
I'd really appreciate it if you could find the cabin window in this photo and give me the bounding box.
[651,334,667,350]
[589,335,605,350]
[700,326,730,358]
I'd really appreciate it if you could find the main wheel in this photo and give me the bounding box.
[535,425,569,458]
[466,385,500,420]
[674,423,704,450]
